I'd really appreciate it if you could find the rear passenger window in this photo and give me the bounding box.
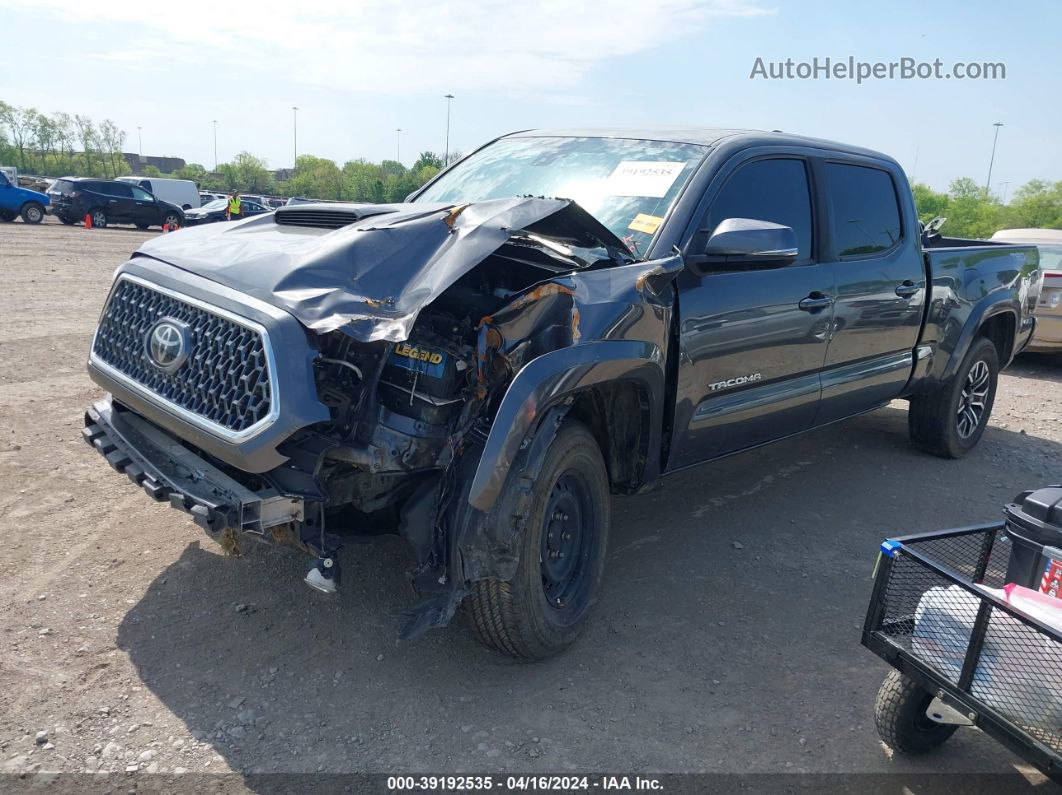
[104,183,133,198]
[702,158,813,261]
[826,163,902,257]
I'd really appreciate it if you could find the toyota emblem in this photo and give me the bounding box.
[145,318,190,373]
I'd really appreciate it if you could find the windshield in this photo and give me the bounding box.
[414,136,707,256]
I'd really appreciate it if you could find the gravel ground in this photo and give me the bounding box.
[1,218,1060,789]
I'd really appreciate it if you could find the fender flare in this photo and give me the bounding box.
[937,295,1020,383]
[467,339,665,513]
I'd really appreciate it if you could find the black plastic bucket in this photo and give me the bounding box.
[1004,485,1062,596]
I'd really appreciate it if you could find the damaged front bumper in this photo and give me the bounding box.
[84,398,304,540]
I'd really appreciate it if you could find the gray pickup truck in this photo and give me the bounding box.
[84,128,1040,659]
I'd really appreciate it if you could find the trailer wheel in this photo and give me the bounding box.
[908,336,998,458]
[875,670,959,754]
[463,420,610,660]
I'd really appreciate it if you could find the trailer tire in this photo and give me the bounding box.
[875,670,958,754]
[463,420,610,660]
[908,337,998,458]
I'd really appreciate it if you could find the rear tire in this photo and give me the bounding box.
[875,670,959,753]
[162,212,181,230]
[20,202,44,224]
[89,208,108,229]
[463,420,610,660]
[908,336,998,458]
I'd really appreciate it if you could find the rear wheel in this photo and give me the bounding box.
[463,421,610,660]
[89,208,108,229]
[908,336,998,458]
[20,202,44,224]
[162,212,181,229]
[875,670,959,753]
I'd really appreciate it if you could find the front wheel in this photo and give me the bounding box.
[908,336,999,458]
[875,671,959,753]
[20,202,44,224]
[463,420,610,660]
[162,212,181,229]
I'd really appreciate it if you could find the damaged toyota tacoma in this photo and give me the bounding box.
[84,129,1041,659]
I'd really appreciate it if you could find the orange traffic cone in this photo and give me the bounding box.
[162,223,169,233]
[84,213,92,229]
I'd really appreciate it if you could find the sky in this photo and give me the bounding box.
[2,0,1058,194]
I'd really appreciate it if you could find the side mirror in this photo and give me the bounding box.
[688,218,798,273]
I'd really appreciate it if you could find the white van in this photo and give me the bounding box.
[117,177,200,210]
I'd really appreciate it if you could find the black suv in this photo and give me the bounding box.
[48,178,185,230]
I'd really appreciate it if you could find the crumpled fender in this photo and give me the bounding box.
[467,339,666,513]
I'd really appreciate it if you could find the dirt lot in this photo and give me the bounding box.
[1,218,1060,788]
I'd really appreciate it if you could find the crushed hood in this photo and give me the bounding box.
[133,197,630,342]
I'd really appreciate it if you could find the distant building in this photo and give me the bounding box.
[273,168,295,182]
[120,153,187,175]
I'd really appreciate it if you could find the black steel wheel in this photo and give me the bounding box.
[463,420,610,660]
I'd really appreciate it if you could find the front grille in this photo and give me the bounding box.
[91,279,273,433]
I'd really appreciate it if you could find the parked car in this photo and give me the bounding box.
[182,198,270,225]
[991,228,1062,353]
[0,169,48,223]
[48,177,184,230]
[199,191,225,205]
[117,177,200,210]
[82,128,1039,659]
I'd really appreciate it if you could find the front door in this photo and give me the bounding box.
[816,160,925,423]
[130,186,159,226]
[668,155,834,469]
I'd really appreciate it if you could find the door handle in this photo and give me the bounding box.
[895,281,920,298]
[798,294,834,312]
[108,199,118,203]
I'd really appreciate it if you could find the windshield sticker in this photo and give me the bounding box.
[628,213,664,235]
[606,161,685,198]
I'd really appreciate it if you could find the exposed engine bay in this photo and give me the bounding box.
[85,197,677,637]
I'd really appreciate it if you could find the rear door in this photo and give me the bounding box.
[815,160,925,423]
[668,153,834,469]
[100,181,135,220]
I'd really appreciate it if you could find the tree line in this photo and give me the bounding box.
[3,101,1061,230]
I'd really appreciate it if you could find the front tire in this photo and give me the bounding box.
[20,202,44,224]
[162,212,181,229]
[875,671,959,753]
[463,421,610,660]
[908,337,998,458]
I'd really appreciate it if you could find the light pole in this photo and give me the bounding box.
[137,126,142,158]
[984,122,1003,197]
[444,94,454,165]
[212,120,218,171]
[292,106,299,169]
[999,181,1011,204]
[396,128,402,163]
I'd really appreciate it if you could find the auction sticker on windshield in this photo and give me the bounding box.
[606,161,685,197]
[628,213,664,234]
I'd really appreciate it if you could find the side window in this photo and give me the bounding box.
[702,158,813,261]
[825,163,902,257]
[139,180,152,192]
[131,187,153,201]
[104,182,133,198]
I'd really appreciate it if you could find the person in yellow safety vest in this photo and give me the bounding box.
[227,191,242,221]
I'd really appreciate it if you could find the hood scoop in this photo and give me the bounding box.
[274,203,398,230]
